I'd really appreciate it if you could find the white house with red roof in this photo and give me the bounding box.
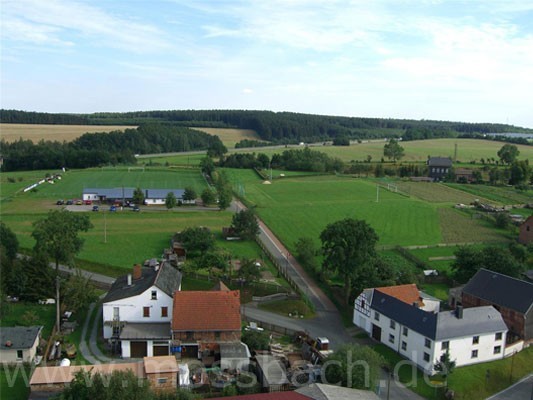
[353,284,508,374]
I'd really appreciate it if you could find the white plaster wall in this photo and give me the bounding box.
[102,287,173,339]
[82,193,99,201]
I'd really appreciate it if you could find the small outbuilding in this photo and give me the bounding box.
[0,326,42,364]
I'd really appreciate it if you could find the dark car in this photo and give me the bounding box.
[92,205,99,212]
[66,199,73,205]
[56,200,65,205]
[109,205,117,212]
[132,205,140,212]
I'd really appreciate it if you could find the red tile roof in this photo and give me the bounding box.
[172,290,241,331]
[375,284,423,307]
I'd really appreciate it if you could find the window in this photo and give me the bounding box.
[186,331,194,340]
[441,341,449,350]
[143,306,150,317]
[471,350,478,358]
[161,306,168,317]
[495,332,502,341]
[361,299,365,309]
[423,352,430,362]
[374,312,380,321]
[151,290,157,300]
[472,336,479,345]
[389,334,395,344]
[403,327,408,337]
[390,320,396,329]
[401,341,407,351]
[113,307,119,319]
[494,346,501,354]
[16,350,23,360]
[215,331,221,340]
[157,378,168,384]
[425,338,432,349]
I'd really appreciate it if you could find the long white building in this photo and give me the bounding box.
[353,284,508,374]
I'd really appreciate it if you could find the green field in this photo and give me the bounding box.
[445,183,533,205]
[140,138,533,166]
[228,170,511,251]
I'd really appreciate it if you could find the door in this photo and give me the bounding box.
[153,345,169,356]
[371,324,382,342]
[130,341,147,358]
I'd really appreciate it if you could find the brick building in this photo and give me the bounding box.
[462,268,533,343]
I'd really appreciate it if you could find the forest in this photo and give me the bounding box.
[0,123,225,171]
[2,109,532,144]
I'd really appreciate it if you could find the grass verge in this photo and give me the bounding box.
[258,299,315,319]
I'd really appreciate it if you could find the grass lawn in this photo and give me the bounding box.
[397,181,491,204]
[258,299,315,319]
[0,364,31,400]
[419,283,450,302]
[447,346,533,400]
[438,208,509,244]
[0,303,55,338]
[181,277,216,291]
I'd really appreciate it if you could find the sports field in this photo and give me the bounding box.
[0,123,134,143]
[226,169,512,250]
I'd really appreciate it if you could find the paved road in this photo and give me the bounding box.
[487,373,533,400]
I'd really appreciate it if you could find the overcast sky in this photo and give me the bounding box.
[2,0,533,127]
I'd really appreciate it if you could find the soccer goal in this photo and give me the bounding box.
[128,167,145,172]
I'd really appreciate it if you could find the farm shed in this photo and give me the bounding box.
[219,342,251,371]
[0,326,42,364]
[255,354,290,392]
[519,215,533,245]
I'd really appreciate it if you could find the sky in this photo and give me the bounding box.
[1,0,533,127]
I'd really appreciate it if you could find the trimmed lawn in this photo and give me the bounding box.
[419,283,449,302]
[438,208,508,244]
[397,181,490,204]
[0,364,31,400]
[447,347,533,400]
[258,299,315,319]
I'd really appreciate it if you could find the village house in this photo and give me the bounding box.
[461,268,533,344]
[0,326,42,364]
[29,355,179,395]
[82,187,187,205]
[427,157,452,181]
[353,284,508,374]
[171,289,248,370]
[518,215,533,245]
[454,167,475,183]
[102,261,182,358]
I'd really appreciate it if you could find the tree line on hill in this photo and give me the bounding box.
[0,123,226,171]
[2,109,531,144]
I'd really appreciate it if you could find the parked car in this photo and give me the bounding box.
[84,200,92,205]
[66,199,73,205]
[92,205,99,212]
[132,205,140,212]
[75,199,83,205]
[109,205,117,212]
[56,199,65,205]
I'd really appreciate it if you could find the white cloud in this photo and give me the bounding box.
[242,88,253,94]
[1,0,171,53]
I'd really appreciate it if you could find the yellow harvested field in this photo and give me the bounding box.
[0,124,135,143]
[190,127,262,147]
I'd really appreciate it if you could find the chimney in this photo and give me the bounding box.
[456,306,463,319]
[133,264,142,280]
[127,274,132,286]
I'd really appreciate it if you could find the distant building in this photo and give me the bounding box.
[454,167,475,183]
[427,157,452,181]
[82,187,186,205]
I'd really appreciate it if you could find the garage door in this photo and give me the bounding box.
[153,345,169,356]
[130,341,147,358]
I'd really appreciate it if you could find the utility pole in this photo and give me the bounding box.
[376,184,380,202]
[104,211,107,244]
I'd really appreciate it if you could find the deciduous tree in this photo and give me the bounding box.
[497,144,519,165]
[32,210,92,331]
[182,187,197,202]
[179,227,215,256]
[320,218,378,304]
[201,188,216,205]
[132,187,145,205]
[231,209,259,240]
[383,138,405,162]
[165,192,177,209]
